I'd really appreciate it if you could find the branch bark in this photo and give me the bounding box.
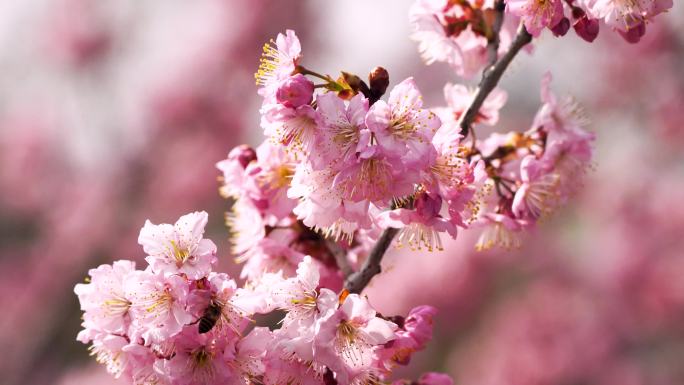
[344,227,399,294]
[459,22,532,136]
[327,239,354,278]
[343,23,533,295]
[486,0,506,68]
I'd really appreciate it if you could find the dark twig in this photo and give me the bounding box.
[486,0,506,68]
[327,239,354,278]
[344,227,399,294]
[458,23,533,136]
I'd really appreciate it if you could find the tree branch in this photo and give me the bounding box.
[326,239,354,278]
[459,22,532,136]
[344,227,399,294]
[486,0,506,68]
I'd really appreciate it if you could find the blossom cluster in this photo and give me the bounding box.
[75,211,443,385]
[410,0,674,77]
[218,29,594,265]
[78,0,680,377]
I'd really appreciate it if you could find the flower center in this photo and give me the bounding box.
[170,240,191,266]
[103,294,131,316]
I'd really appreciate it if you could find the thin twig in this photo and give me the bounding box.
[327,239,354,278]
[486,0,506,68]
[344,227,399,294]
[458,23,532,136]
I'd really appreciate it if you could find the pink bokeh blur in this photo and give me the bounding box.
[0,1,682,384]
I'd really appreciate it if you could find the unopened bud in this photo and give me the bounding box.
[228,144,257,168]
[618,22,646,44]
[573,16,599,43]
[551,17,571,37]
[368,66,390,100]
[276,74,314,108]
[341,71,371,100]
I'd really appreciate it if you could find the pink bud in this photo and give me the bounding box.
[415,192,442,221]
[618,22,646,44]
[551,17,570,37]
[276,74,314,108]
[573,16,600,43]
[228,144,257,168]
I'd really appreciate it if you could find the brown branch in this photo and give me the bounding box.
[459,22,532,136]
[326,239,354,278]
[486,0,506,68]
[344,227,399,294]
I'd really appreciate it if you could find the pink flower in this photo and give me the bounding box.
[533,73,594,199]
[378,190,457,252]
[273,256,338,329]
[314,92,368,166]
[261,103,320,154]
[125,271,192,343]
[587,0,672,42]
[512,155,560,220]
[506,0,565,37]
[138,211,217,280]
[241,140,298,221]
[86,334,132,378]
[332,148,414,206]
[541,138,593,198]
[366,77,441,168]
[474,213,527,251]
[74,260,136,340]
[289,160,371,242]
[533,72,589,137]
[437,83,507,128]
[226,198,266,256]
[410,0,512,78]
[378,306,437,370]
[403,305,438,350]
[215,144,257,199]
[232,271,286,315]
[255,29,302,98]
[155,329,237,385]
[313,294,397,385]
[234,327,273,379]
[276,74,315,108]
[238,237,305,281]
[193,273,248,337]
[262,349,326,385]
[426,128,488,227]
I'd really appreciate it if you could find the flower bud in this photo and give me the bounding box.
[228,144,257,168]
[618,21,646,44]
[573,15,599,43]
[275,74,314,108]
[415,192,442,221]
[551,17,570,37]
[369,66,390,99]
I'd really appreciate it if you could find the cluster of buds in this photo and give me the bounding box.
[75,211,443,385]
[411,0,674,78]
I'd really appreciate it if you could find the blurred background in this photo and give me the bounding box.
[0,0,682,384]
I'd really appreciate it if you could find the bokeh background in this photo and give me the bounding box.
[0,1,682,384]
